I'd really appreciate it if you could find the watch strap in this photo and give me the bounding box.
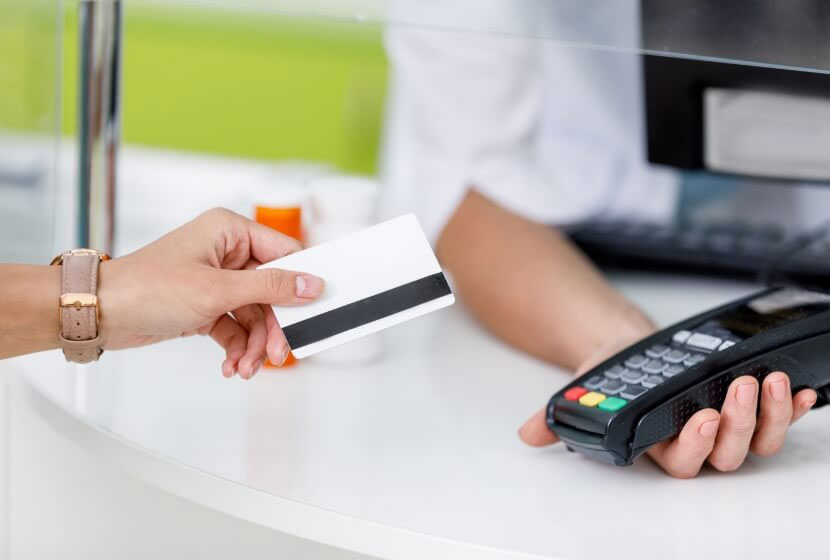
[58,252,104,363]
[60,335,104,363]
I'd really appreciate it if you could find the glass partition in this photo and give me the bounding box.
[0,0,61,263]
[171,0,830,73]
[4,0,829,257]
[51,0,828,273]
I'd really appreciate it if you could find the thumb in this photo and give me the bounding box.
[221,268,325,310]
[518,407,560,447]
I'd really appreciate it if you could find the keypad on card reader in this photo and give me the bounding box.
[624,354,648,369]
[621,370,647,384]
[642,360,667,374]
[641,375,664,388]
[562,328,741,412]
[604,365,627,379]
[599,379,625,395]
[584,375,605,390]
[684,353,706,367]
[663,349,689,364]
[645,344,669,358]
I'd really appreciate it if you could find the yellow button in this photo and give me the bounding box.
[578,391,607,407]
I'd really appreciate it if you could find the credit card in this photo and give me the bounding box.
[259,214,455,359]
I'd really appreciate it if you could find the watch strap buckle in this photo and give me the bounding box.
[60,293,99,310]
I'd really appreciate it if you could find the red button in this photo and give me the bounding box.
[564,387,589,401]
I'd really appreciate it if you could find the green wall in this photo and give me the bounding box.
[0,0,61,132]
[62,4,389,174]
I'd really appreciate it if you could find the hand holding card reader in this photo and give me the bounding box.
[546,288,830,465]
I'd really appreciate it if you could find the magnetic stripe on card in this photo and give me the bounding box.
[282,272,452,350]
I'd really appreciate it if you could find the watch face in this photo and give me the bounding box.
[714,288,830,338]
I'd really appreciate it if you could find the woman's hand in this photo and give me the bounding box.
[97,208,324,379]
[518,331,818,478]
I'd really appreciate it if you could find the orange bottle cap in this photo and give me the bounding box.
[255,205,302,241]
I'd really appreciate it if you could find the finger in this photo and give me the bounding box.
[241,253,293,367]
[518,408,560,447]
[263,304,290,366]
[245,255,292,365]
[198,209,302,269]
[225,209,303,264]
[220,268,324,310]
[750,372,793,457]
[707,376,758,472]
[791,388,818,424]
[243,258,262,271]
[209,314,249,378]
[647,408,720,479]
[232,305,267,379]
[245,259,291,366]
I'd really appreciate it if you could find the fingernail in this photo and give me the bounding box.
[295,275,324,298]
[804,396,817,409]
[736,382,757,408]
[222,360,237,378]
[769,380,787,402]
[699,419,719,437]
[252,361,263,376]
[278,346,289,366]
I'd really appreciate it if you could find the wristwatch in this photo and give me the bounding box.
[50,249,110,363]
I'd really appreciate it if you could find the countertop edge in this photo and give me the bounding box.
[6,368,557,560]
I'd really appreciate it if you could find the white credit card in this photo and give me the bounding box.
[259,214,455,359]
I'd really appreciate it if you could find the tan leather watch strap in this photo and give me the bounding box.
[52,250,108,363]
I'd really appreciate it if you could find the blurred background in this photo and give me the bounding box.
[59,3,387,174]
[0,0,388,264]
[3,0,830,280]
[0,0,62,263]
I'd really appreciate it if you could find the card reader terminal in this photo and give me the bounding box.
[546,287,830,466]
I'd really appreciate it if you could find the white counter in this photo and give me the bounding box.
[5,271,830,560]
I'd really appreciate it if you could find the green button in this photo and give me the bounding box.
[598,397,628,412]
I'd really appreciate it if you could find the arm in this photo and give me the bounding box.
[390,12,817,477]
[439,191,818,478]
[437,189,655,371]
[0,209,324,378]
[0,264,62,359]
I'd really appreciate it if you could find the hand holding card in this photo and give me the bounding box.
[258,214,455,359]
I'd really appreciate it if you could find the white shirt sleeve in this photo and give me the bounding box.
[380,3,678,243]
[380,19,551,242]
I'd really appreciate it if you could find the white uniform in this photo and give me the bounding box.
[379,1,678,243]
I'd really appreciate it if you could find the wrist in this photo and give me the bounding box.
[96,259,125,349]
[568,304,657,375]
[38,265,63,351]
[617,304,658,342]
